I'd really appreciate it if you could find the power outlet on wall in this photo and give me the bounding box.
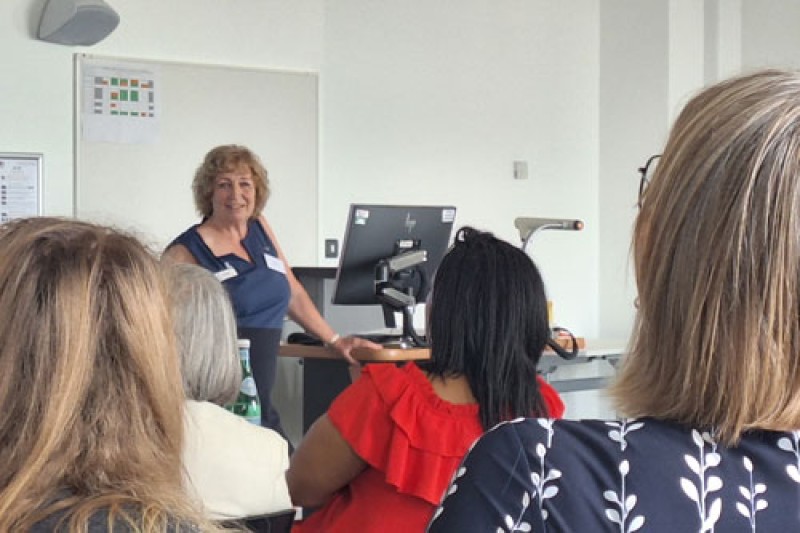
[324,239,339,259]
[513,160,529,180]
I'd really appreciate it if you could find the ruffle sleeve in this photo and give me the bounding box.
[327,363,482,506]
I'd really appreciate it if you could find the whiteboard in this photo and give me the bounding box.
[75,54,318,264]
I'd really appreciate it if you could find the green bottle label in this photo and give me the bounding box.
[240,376,258,396]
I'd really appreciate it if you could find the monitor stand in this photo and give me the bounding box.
[381,304,427,348]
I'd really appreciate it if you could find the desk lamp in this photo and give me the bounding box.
[515,217,584,254]
[514,216,583,360]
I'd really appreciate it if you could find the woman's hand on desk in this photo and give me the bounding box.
[329,335,382,366]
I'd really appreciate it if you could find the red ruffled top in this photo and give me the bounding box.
[293,362,564,533]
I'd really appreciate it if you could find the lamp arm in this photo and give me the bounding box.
[515,217,584,252]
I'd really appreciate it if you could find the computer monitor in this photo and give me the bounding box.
[332,204,457,346]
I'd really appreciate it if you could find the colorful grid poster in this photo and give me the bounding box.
[81,61,160,144]
[92,74,156,118]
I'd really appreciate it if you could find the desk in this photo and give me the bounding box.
[278,336,589,362]
[537,339,626,393]
[278,339,626,431]
[278,343,430,362]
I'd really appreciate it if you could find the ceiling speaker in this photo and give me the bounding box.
[38,0,119,46]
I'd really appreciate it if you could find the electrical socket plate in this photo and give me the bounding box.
[324,239,339,258]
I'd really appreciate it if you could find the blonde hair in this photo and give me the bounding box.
[165,263,241,406]
[0,217,220,531]
[192,145,270,219]
[614,69,800,444]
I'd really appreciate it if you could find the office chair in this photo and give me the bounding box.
[219,508,296,533]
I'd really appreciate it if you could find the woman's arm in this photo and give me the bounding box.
[258,216,380,364]
[286,414,367,507]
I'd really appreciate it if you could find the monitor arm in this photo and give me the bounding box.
[374,249,428,347]
[381,249,428,272]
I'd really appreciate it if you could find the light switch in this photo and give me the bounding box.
[513,160,528,180]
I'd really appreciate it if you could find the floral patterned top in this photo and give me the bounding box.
[428,417,800,532]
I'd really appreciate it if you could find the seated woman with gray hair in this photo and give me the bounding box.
[165,262,292,520]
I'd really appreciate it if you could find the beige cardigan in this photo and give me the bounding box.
[183,400,293,520]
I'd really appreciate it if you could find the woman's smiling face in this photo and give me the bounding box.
[210,164,255,223]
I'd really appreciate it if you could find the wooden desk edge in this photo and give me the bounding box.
[278,343,431,362]
[279,336,588,363]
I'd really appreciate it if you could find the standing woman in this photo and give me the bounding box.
[164,145,379,434]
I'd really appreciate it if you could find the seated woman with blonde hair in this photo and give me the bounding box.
[0,217,217,531]
[288,227,564,532]
[165,262,292,520]
[430,69,800,532]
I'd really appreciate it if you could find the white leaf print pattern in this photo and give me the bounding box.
[523,420,561,528]
[777,431,800,485]
[736,455,768,531]
[601,421,646,532]
[685,455,701,475]
[681,478,699,503]
[433,464,468,521]
[531,459,561,522]
[498,488,534,532]
[492,419,562,533]
[704,499,722,530]
[680,430,723,532]
[628,516,645,531]
[605,419,644,452]
[707,476,723,493]
[537,418,556,448]
[603,459,645,532]
[444,466,466,498]
[787,465,800,484]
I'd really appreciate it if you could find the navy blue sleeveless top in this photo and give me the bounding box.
[169,220,290,329]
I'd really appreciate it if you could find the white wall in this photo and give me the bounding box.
[8,0,797,342]
[3,0,601,337]
[321,0,601,337]
[668,1,706,119]
[598,0,669,343]
[704,0,742,83]
[5,0,800,423]
[0,0,324,218]
[742,0,800,70]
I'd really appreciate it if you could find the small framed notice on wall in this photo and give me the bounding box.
[0,152,42,222]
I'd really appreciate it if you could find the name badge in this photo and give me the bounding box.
[264,253,286,274]
[214,265,238,282]
[264,252,286,274]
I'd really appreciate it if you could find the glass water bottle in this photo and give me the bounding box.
[230,338,262,425]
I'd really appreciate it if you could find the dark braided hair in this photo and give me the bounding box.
[419,226,550,429]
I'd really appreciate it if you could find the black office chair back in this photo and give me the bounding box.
[219,509,295,533]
